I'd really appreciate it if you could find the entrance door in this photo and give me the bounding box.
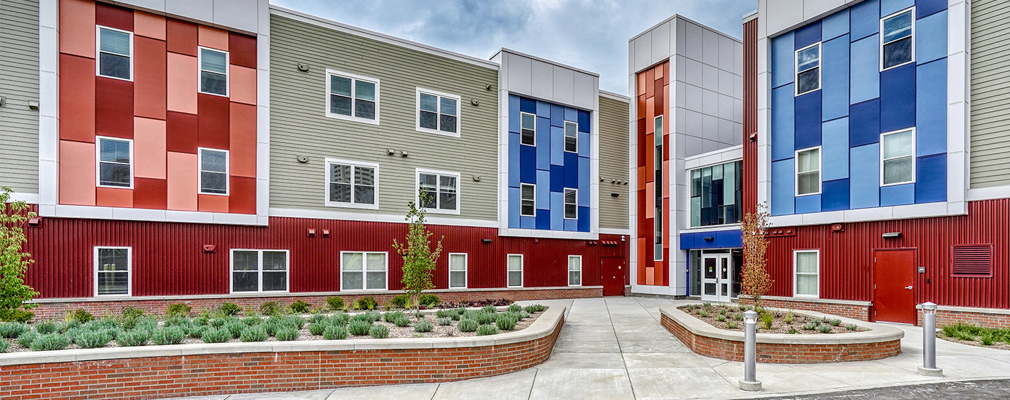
[601,257,626,296]
[701,254,733,302]
[873,249,917,324]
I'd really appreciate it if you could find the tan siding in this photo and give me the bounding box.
[598,96,630,230]
[269,15,499,221]
[0,0,40,193]
[970,0,1010,188]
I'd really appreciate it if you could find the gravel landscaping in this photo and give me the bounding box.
[679,303,867,334]
[936,323,1010,350]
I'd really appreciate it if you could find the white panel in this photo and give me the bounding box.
[718,118,734,145]
[718,70,734,97]
[685,85,703,113]
[507,54,533,96]
[572,72,596,110]
[552,65,575,106]
[112,0,166,13]
[676,18,687,56]
[718,94,734,120]
[734,42,744,76]
[634,33,652,73]
[652,21,671,65]
[702,138,720,153]
[733,76,743,100]
[718,36,735,72]
[702,29,719,66]
[733,123,743,145]
[675,81,687,111]
[764,0,805,36]
[702,89,718,117]
[675,55,687,83]
[685,58,703,87]
[686,134,704,157]
[213,0,260,34]
[164,0,214,23]
[530,59,554,100]
[802,0,847,20]
[685,22,703,61]
[685,110,703,136]
[702,64,718,91]
[702,114,719,141]
[675,106,687,134]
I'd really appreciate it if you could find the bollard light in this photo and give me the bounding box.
[917,302,943,376]
[739,310,762,391]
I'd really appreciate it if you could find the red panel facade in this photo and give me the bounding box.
[635,61,670,286]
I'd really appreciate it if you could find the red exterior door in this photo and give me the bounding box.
[873,249,917,324]
[601,257,626,296]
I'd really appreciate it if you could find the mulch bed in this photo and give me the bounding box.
[679,304,867,334]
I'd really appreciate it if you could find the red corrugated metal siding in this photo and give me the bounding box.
[742,17,758,216]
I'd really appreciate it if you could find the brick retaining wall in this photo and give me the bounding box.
[918,307,1010,329]
[740,297,871,321]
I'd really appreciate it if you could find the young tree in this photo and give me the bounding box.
[393,191,443,315]
[741,203,773,310]
[0,187,39,321]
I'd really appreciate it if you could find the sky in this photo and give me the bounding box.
[270,0,758,94]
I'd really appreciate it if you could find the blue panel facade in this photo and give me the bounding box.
[822,9,850,41]
[850,144,880,209]
[916,0,947,18]
[880,183,915,207]
[772,85,795,161]
[796,194,822,214]
[881,0,914,17]
[794,21,821,49]
[822,118,849,181]
[916,60,947,156]
[850,35,880,104]
[879,64,916,132]
[916,11,948,64]
[679,230,743,250]
[822,179,851,211]
[821,36,850,121]
[795,92,822,149]
[850,0,880,40]
[916,154,947,203]
[771,159,795,216]
[771,32,795,88]
[849,99,880,147]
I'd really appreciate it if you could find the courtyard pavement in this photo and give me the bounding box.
[171,297,1010,399]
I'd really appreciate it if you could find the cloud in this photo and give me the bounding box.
[270,0,757,93]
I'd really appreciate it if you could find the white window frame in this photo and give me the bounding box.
[229,249,290,294]
[563,188,578,220]
[520,183,536,217]
[325,69,380,125]
[793,250,820,298]
[415,88,461,137]
[95,25,133,81]
[794,146,822,197]
[564,121,579,153]
[880,128,917,187]
[507,254,524,288]
[568,255,582,286]
[324,158,380,209]
[880,7,916,72]
[198,148,229,196]
[415,168,461,215]
[96,136,134,189]
[520,112,537,146]
[94,246,131,297]
[794,42,821,96]
[197,46,230,97]
[340,251,389,291]
[448,253,468,289]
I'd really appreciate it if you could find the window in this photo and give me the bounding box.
[418,170,459,213]
[881,8,915,70]
[97,137,133,188]
[95,247,130,296]
[417,89,460,135]
[568,256,582,286]
[199,47,229,96]
[564,121,578,153]
[520,112,536,146]
[564,188,578,219]
[654,116,663,260]
[97,26,132,80]
[199,148,228,195]
[795,147,821,196]
[449,253,467,288]
[326,70,379,123]
[795,43,820,95]
[881,129,915,186]
[520,184,536,216]
[794,250,819,297]
[341,252,388,291]
[507,254,523,287]
[231,250,289,293]
[326,159,378,208]
[691,161,743,227]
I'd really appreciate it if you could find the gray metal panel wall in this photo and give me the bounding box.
[970,0,1010,189]
[0,0,40,193]
[598,96,630,230]
[269,15,499,221]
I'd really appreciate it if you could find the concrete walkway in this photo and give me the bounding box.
[171,297,1010,400]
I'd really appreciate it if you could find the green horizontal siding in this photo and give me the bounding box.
[970,0,1010,189]
[0,0,40,193]
[598,95,630,230]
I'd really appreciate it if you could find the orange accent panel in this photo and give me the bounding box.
[167,152,198,211]
[166,19,198,56]
[662,160,671,198]
[654,261,664,287]
[167,53,198,114]
[645,182,655,219]
[59,0,95,59]
[135,36,167,120]
[134,12,166,40]
[655,81,664,115]
[664,62,670,85]
[134,117,167,179]
[646,267,655,285]
[654,64,663,80]
[198,194,229,213]
[637,73,646,96]
[229,176,256,214]
[59,140,96,206]
[637,167,645,188]
[645,134,654,181]
[637,238,646,285]
[637,95,646,119]
[229,103,257,178]
[229,65,257,105]
[645,70,655,98]
[96,187,133,208]
[59,54,95,143]
[198,26,229,51]
[645,98,655,131]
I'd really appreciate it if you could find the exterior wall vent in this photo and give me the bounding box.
[951,245,993,277]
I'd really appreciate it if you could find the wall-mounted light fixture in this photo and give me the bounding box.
[611,193,620,197]
[387,149,396,156]
[307,229,316,237]
[400,150,409,158]
[28,217,41,227]
[704,236,715,242]
[322,229,330,237]
[482,238,492,244]
[28,101,39,110]
[882,232,902,239]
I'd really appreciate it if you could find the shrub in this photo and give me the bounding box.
[119,306,145,329]
[817,324,833,334]
[330,313,350,326]
[0,322,29,338]
[526,304,546,313]
[390,294,410,309]
[369,324,389,338]
[783,311,794,324]
[393,316,411,328]
[438,317,453,326]
[828,319,842,327]
[68,309,94,324]
[152,326,186,345]
[461,310,479,321]
[117,330,151,347]
[288,300,310,314]
[419,294,440,308]
[348,320,372,336]
[456,307,466,315]
[458,319,479,332]
[982,333,995,346]
[0,339,7,353]
[259,302,282,317]
[761,312,774,330]
[519,311,531,320]
[476,324,499,336]
[845,324,858,331]
[192,316,209,326]
[282,315,305,330]
[384,311,406,323]
[30,333,70,351]
[133,317,158,332]
[496,313,519,331]
[166,303,192,318]
[507,304,523,313]
[75,330,111,349]
[733,313,743,321]
[435,309,453,319]
[481,305,497,314]
[225,321,246,338]
[276,327,299,341]
[18,330,39,347]
[308,322,328,336]
[0,309,34,323]
[354,297,378,310]
[240,316,260,326]
[323,326,349,340]
[326,296,344,311]
[240,326,269,342]
[209,318,228,328]
[802,322,818,331]
[220,302,242,316]
[414,319,434,333]
[476,312,496,325]
[201,328,231,343]
[698,311,710,318]
[310,314,328,324]
[726,321,738,329]
[716,314,727,322]
[188,325,209,339]
[35,321,58,334]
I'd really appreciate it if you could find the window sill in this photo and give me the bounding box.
[97,183,134,190]
[324,202,380,210]
[422,208,460,216]
[199,191,230,196]
[198,90,230,98]
[325,112,380,125]
[415,127,460,138]
[97,74,133,82]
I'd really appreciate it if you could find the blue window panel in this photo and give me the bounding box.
[550,126,564,166]
[578,206,590,232]
[536,117,551,171]
[771,159,795,216]
[536,210,551,230]
[508,95,521,133]
[916,153,946,203]
[917,60,947,156]
[850,144,881,209]
[508,132,520,187]
[519,97,536,114]
[916,11,947,65]
[564,152,579,189]
[578,157,590,207]
[822,117,850,181]
[850,0,880,41]
[795,92,822,149]
[578,132,590,157]
[916,0,947,19]
[771,32,795,88]
[550,192,564,230]
[849,99,881,147]
[564,219,577,232]
[536,100,551,118]
[881,0,914,18]
[794,21,822,50]
[850,35,880,104]
[536,170,550,210]
[520,216,536,229]
[679,233,696,250]
[508,186,520,228]
[822,8,850,41]
[772,85,795,161]
[880,183,915,206]
[550,104,565,127]
[550,165,564,192]
[578,111,591,133]
[880,64,916,132]
[796,194,822,214]
[822,35,850,121]
[822,179,851,211]
[519,145,536,184]
[565,107,578,123]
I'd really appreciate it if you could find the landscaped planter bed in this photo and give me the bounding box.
[679,303,868,334]
[936,323,1010,350]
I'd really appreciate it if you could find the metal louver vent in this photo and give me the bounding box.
[952,245,993,277]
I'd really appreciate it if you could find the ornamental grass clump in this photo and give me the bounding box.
[726,321,738,330]
[201,328,231,343]
[166,303,192,318]
[784,311,795,324]
[225,321,246,338]
[330,313,350,326]
[152,326,187,345]
[476,324,499,336]
[475,311,497,325]
[817,324,833,334]
[30,333,70,351]
[828,318,842,327]
[348,320,372,336]
[17,331,39,347]
[802,322,819,331]
[189,325,209,339]
[437,317,453,326]
[239,326,269,342]
[276,327,299,341]
[716,314,727,322]
[0,340,8,353]
[75,330,112,349]
[845,323,859,331]
[0,322,29,338]
[369,324,389,339]
[118,330,151,347]
[35,321,57,334]
[414,319,434,333]
[507,304,523,313]
[761,312,774,330]
[458,319,479,332]
[496,313,519,331]
[308,322,328,336]
[481,305,497,314]
[323,326,349,340]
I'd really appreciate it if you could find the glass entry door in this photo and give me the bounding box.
[701,253,733,303]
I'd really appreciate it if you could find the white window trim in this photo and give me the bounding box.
[95,136,135,189]
[568,255,582,287]
[324,158,380,210]
[563,188,578,220]
[880,7,917,72]
[563,120,579,153]
[339,251,389,291]
[415,168,461,215]
[793,250,820,298]
[415,88,461,137]
[519,112,537,146]
[93,246,132,297]
[520,183,536,217]
[880,128,917,187]
[794,42,821,96]
[197,46,230,97]
[198,148,230,196]
[448,253,468,289]
[507,254,524,288]
[229,249,291,294]
[95,25,133,81]
[325,69,380,125]
[794,146,822,197]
